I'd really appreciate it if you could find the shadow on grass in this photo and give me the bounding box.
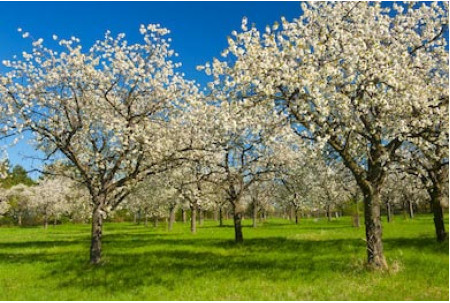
[0,223,448,296]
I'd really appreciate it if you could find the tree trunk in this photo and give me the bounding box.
[386,201,391,223]
[233,205,243,243]
[213,209,218,221]
[252,200,258,228]
[44,211,48,229]
[430,185,447,242]
[182,209,187,223]
[153,217,158,227]
[295,210,299,224]
[326,205,331,222]
[90,205,103,265]
[168,206,176,231]
[408,200,414,219]
[219,207,223,227]
[363,188,388,269]
[133,212,137,224]
[18,214,22,226]
[144,210,148,227]
[353,200,360,228]
[137,209,141,225]
[190,204,197,233]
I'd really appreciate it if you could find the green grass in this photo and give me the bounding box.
[0,214,448,300]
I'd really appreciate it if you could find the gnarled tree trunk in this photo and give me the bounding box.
[363,186,388,269]
[90,204,103,265]
[430,184,447,242]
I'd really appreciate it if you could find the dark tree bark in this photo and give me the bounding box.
[326,205,331,222]
[219,207,223,227]
[90,204,103,265]
[429,184,447,242]
[233,205,243,243]
[362,187,388,269]
[190,204,197,233]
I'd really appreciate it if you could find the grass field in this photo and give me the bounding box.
[0,214,448,300]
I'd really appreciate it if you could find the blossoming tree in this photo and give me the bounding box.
[203,2,448,268]
[0,25,199,264]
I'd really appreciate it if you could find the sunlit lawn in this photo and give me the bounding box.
[0,214,448,300]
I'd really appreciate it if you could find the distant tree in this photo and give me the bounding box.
[1,165,35,188]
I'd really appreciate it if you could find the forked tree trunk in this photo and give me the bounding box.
[90,205,103,265]
[363,187,388,269]
[233,205,243,243]
[430,184,447,242]
[190,204,197,233]
[168,206,176,231]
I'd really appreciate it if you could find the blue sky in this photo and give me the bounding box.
[0,2,447,177]
[0,1,302,176]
